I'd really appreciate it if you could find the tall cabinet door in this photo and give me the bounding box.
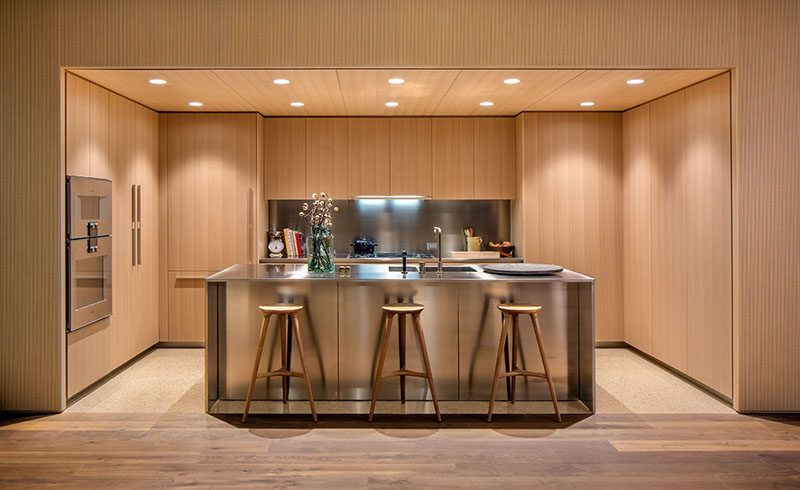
[432,118,474,199]
[166,113,257,272]
[164,113,257,342]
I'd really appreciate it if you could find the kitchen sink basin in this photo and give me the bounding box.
[388,265,477,273]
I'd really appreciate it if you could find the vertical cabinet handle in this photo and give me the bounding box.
[136,184,142,265]
[131,185,137,266]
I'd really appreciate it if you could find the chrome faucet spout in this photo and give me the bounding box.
[433,226,443,274]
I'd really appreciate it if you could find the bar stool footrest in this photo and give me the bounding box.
[383,369,427,379]
[257,370,306,379]
[501,369,546,378]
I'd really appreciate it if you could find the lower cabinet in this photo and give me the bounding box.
[167,271,215,343]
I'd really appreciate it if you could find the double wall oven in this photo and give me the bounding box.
[66,176,112,332]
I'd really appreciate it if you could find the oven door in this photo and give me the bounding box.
[68,236,112,331]
[68,176,112,239]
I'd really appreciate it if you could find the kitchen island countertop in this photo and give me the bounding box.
[207,263,594,283]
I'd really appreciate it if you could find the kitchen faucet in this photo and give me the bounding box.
[433,226,443,274]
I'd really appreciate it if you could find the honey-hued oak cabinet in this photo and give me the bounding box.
[263,116,515,199]
[65,75,159,397]
[432,118,474,199]
[162,113,258,342]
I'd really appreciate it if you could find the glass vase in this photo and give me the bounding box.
[307,226,335,273]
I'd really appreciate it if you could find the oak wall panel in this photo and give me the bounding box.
[517,112,623,342]
[622,74,732,397]
[622,105,653,354]
[649,91,688,372]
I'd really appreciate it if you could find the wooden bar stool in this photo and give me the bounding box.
[487,304,561,422]
[242,304,317,422]
[369,303,442,422]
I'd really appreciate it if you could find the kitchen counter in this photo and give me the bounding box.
[209,263,592,282]
[258,256,524,264]
[205,264,595,416]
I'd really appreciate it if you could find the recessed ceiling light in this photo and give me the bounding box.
[626,79,644,85]
[580,101,595,107]
[385,101,399,107]
[503,78,520,85]
[148,79,167,85]
[388,78,405,84]
[479,101,494,106]
[273,79,290,85]
[290,102,304,107]
[188,101,203,107]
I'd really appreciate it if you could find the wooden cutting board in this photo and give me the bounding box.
[450,251,501,259]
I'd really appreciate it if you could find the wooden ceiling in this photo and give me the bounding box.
[70,68,726,116]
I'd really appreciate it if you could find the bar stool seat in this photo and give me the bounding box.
[258,305,303,314]
[243,304,317,422]
[488,303,561,422]
[382,303,424,314]
[497,304,542,314]
[369,303,442,422]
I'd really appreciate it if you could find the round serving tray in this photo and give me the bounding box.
[482,263,564,276]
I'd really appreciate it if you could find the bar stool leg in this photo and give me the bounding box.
[279,314,288,404]
[412,313,441,422]
[488,314,510,422]
[369,313,393,422]
[243,313,271,422]
[291,313,317,422]
[530,313,561,422]
[399,314,407,404]
[510,314,519,404]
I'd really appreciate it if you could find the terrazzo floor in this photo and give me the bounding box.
[66,347,733,414]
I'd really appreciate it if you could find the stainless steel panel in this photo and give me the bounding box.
[68,235,112,331]
[579,282,596,411]
[206,282,220,406]
[458,282,577,401]
[339,282,459,400]
[220,281,338,400]
[269,200,511,256]
[67,175,112,239]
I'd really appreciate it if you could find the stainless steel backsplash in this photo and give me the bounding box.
[268,200,511,255]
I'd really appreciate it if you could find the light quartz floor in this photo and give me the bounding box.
[66,348,205,414]
[67,347,733,414]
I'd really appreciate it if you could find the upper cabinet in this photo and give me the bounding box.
[347,118,391,196]
[262,116,516,200]
[432,118,474,199]
[66,73,110,179]
[263,118,306,199]
[166,113,258,271]
[306,118,348,200]
[390,118,432,197]
[474,118,516,199]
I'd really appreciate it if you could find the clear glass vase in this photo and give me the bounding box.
[307,226,335,273]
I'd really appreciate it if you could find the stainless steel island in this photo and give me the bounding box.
[205,264,595,415]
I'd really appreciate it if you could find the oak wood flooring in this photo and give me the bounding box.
[1,412,799,488]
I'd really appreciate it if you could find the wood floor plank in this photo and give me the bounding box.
[1,412,799,488]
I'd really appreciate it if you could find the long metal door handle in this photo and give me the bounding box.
[136,184,142,265]
[131,185,137,266]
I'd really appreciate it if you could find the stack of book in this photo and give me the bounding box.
[282,228,305,258]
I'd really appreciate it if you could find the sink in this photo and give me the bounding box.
[388,265,477,273]
[423,265,477,272]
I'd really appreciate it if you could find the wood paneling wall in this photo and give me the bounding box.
[516,112,623,342]
[3,0,799,411]
[622,74,732,397]
[64,75,160,397]
[735,1,800,411]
